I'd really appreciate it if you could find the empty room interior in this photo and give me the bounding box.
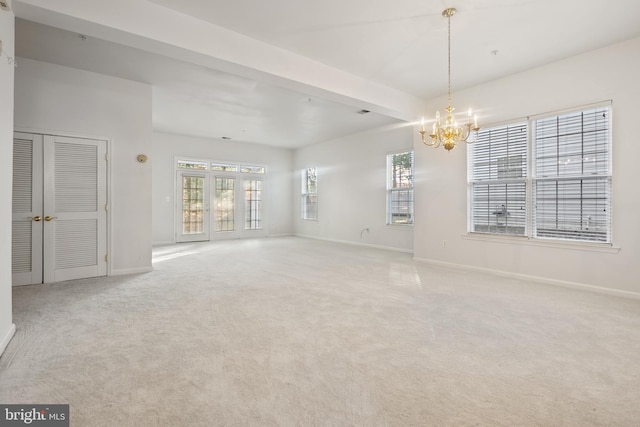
[1,0,640,425]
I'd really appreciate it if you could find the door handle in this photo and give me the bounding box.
[29,216,42,222]
[45,216,57,222]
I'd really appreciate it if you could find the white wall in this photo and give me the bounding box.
[14,58,153,275]
[152,131,294,244]
[294,124,414,252]
[414,36,640,295]
[0,3,16,355]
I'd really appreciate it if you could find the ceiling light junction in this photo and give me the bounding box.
[420,7,480,151]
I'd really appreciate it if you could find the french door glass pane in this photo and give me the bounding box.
[244,179,262,230]
[182,176,204,234]
[215,177,235,232]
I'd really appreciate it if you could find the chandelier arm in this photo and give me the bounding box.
[420,130,439,148]
[465,128,479,144]
[459,125,470,141]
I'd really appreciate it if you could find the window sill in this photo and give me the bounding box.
[462,232,620,254]
[386,223,414,228]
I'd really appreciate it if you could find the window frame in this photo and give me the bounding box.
[386,150,414,226]
[467,102,612,246]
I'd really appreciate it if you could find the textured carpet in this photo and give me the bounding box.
[1,237,639,426]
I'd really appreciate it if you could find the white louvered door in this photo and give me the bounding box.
[12,133,107,285]
[43,135,107,283]
[12,133,44,286]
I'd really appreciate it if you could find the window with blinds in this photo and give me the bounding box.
[387,151,414,225]
[534,107,611,242]
[468,104,612,244]
[469,122,528,235]
[301,167,318,221]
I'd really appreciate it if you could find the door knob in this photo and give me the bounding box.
[31,216,42,222]
[45,216,57,222]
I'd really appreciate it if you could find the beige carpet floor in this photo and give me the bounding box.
[1,237,639,426]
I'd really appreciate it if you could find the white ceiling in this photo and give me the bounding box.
[13,0,640,149]
[147,0,640,98]
[15,19,401,148]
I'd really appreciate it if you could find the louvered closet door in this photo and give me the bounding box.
[12,133,44,286]
[43,135,107,283]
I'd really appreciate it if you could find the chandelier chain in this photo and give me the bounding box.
[447,10,451,108]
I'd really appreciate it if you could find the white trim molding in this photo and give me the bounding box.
[296,234,413,254]
[0,324,16,357]
[111,266,153,276]
[413,257,640,300]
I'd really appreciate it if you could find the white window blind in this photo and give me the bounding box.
[387,151,414,225]
[534,107,611,242]
[469,122,527,235]
[301,167,318,221]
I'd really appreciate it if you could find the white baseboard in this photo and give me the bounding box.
[0,324,16,357]
[295,234,413,254]
[414,257,640,300]
[152,241,175,246]
[110,266,153,276]
[268,233,294,238]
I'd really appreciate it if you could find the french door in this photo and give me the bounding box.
[176,170,265,241]
[12,133,108,285]
[212,175,265,240]
[212,175,238,239]
[176,171,210,242]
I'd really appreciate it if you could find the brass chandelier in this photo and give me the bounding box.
[420,7,480,151]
